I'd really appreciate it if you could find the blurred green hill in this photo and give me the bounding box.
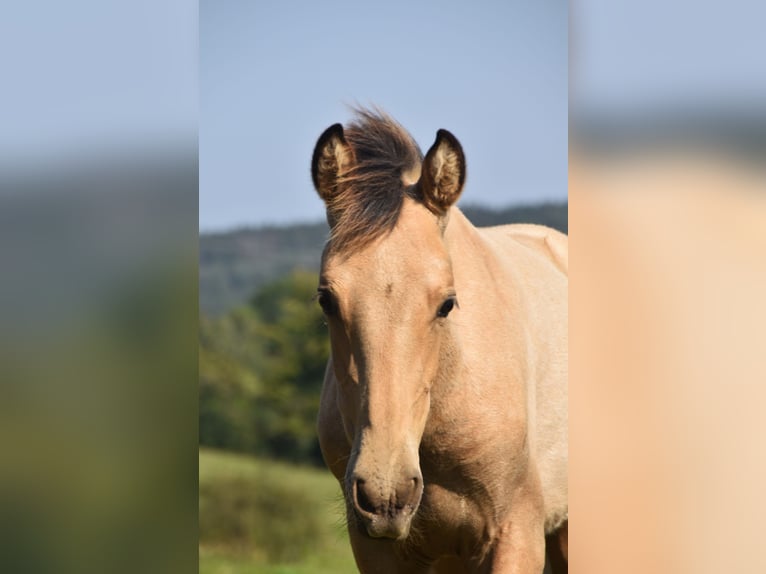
[199,201,568,316]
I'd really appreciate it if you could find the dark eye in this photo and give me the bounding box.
[317,289,336,316]
[437,297,457,318]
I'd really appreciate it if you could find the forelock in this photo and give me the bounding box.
[325,107,423,254]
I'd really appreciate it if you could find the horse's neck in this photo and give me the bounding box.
[443,207,502,290]
[434,207,504,391]
[443,207,483,262]
[427,207,532,469]
[437,206,529,395]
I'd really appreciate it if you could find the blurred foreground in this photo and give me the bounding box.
[570,133,766,573]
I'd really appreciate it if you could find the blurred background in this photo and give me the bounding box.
[198,1,567,571]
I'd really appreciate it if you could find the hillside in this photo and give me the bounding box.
[199,448,356,573]
[200,201,567,316]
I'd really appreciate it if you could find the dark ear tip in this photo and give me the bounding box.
[435,128,459,147]
[314,124,345,155]
[323,123,345,141]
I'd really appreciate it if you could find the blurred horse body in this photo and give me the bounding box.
[312,109,567,573]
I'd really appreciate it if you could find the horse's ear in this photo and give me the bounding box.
[419,129,466,214]
[311,123,354,203]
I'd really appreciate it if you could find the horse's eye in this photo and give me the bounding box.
[317,289,336,316]
[437,297,457,318]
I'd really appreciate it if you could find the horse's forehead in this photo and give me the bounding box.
[323,201,450,289]
[396,197,441,238]
[382,200,444,256]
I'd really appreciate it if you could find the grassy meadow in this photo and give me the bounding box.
[199,448,357,574]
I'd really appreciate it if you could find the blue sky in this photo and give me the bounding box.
[2,1,762,230]
[0,0,197,167]
[200,0,568,230]
[571,0,766,113]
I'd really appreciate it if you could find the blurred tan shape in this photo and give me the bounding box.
[570,148,766,574]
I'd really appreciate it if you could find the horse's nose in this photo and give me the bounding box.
[351,473,422,538]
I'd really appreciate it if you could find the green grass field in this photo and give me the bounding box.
[199,448,357,574]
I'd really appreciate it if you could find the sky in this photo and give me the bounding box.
[571,0,766,114]
[199,0,568,230]
[0,0,198,168]
[2,1,762,230]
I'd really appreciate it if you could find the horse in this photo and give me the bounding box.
[311,108,567,573]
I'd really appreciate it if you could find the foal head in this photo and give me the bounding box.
[311,109,466,540]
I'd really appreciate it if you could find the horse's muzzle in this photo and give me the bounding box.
[350,473,423,540]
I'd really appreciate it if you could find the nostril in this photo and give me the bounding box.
[353,479,377,515]
[392,475,421,511]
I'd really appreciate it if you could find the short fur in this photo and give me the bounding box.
[312,109,568,573]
